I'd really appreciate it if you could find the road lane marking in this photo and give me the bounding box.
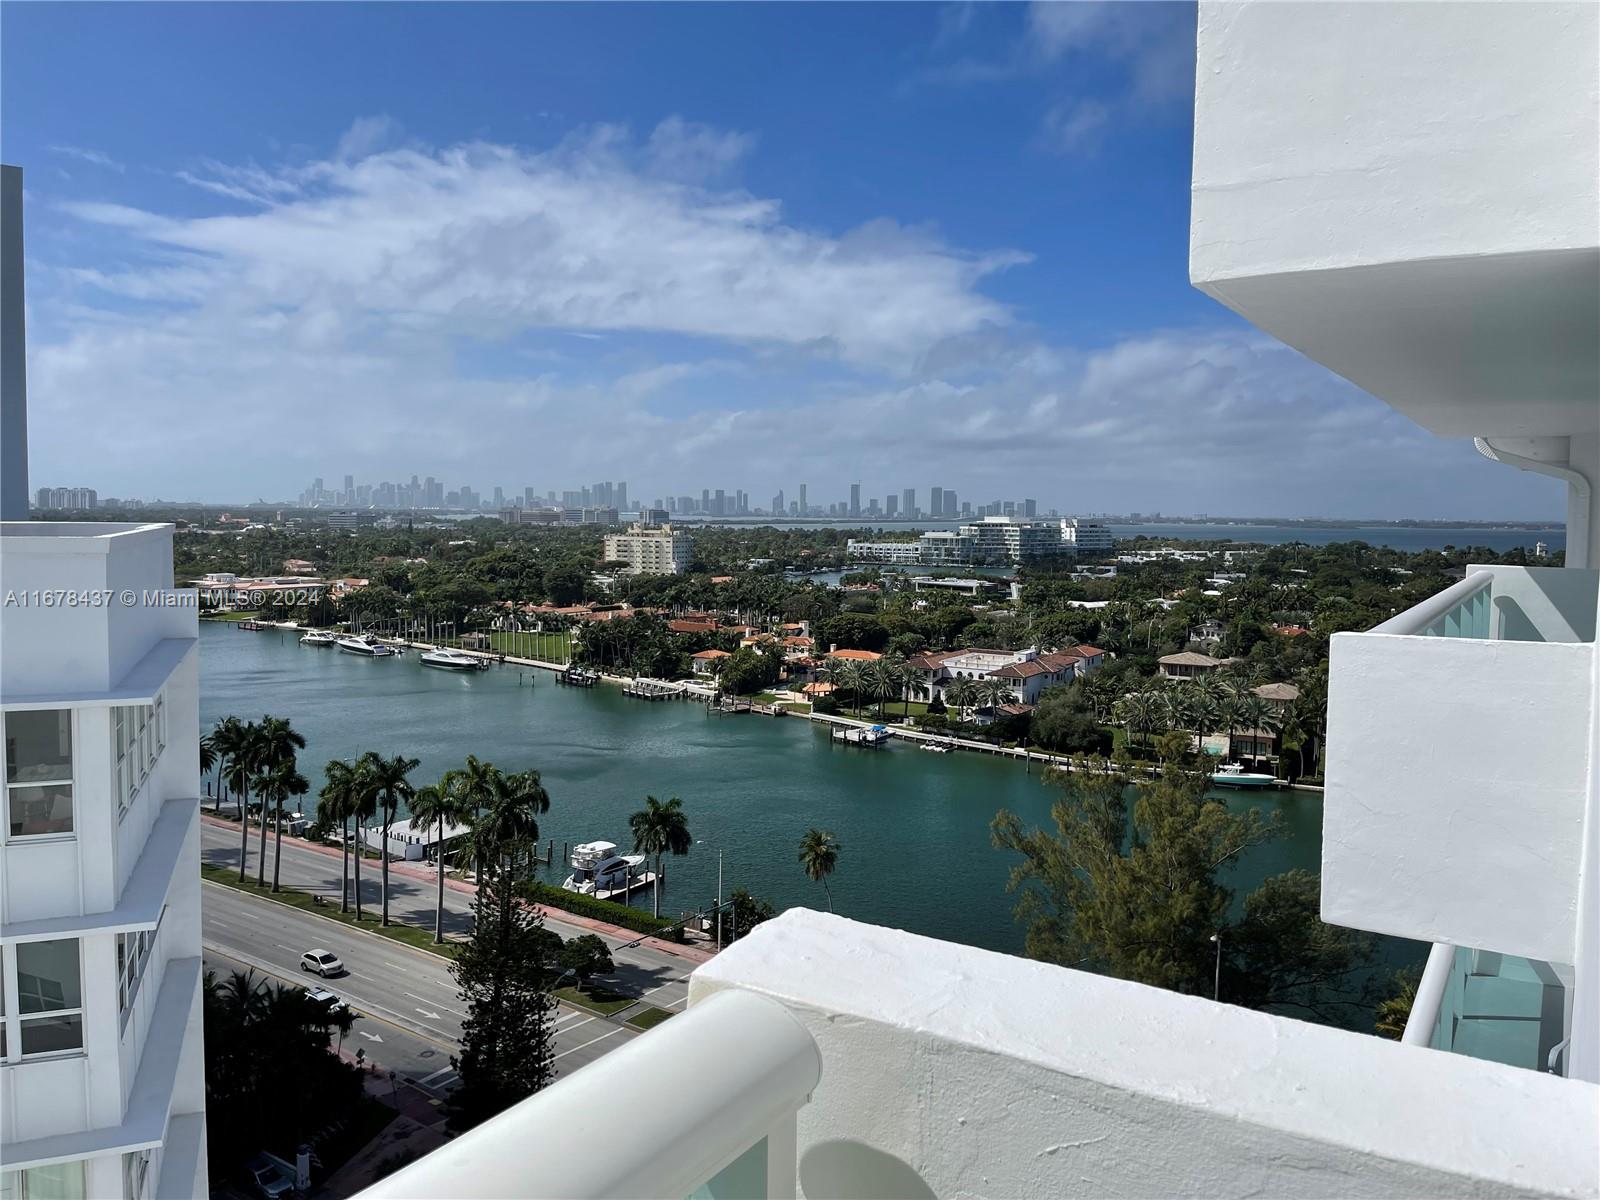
[381,960,411,974]
[417,1066,457,1087]
[553,1027,624,1061]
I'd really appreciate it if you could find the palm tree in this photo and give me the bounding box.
[221,720,262,882]
[629,795,691,918]
[797,828,841,912]
[831,660,868,715]
[318,759,360,913]
[200,733,218,802]
[409,782,470,943]
[253,760,309,893]
[943,677,979,722]
[979,677,1013,717]
[208,716,245,814]
[472,767,550,879]
[349,764,378,921]
[358,751,420,926]
[864,658,898,718]
[438,754,500,884]
[254,717,306,887]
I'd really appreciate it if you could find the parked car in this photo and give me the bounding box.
[299,949,345,978]
[303,985,347,1014]
[245,1154,294,1199]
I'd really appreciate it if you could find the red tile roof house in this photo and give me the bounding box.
[668,618,721,635]
[691,648,732,676]
[905,647,1088,707]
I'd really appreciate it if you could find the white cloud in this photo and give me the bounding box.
[48,145,124,172]
[1037,99,1110,154]
[63,121,1021,372]
[335,114,402,162]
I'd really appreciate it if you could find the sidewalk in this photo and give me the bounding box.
[199,811,714,964]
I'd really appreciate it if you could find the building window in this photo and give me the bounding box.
[112,695,164,821]
[0,1161,87,1200]
[4,710,74,839]
[123,1152,151,1200]
[13,939,84,1056]
[117,908,164,1026]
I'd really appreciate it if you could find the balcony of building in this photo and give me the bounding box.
[360,910,1598,1200]
[1325,565,1597,1078]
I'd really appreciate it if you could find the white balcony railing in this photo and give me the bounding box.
[357,989,820,1199]
[1405,940,1572,1076]
[1325,565,1596,967]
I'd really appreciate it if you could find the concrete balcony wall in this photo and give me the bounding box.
[1189,2,1599,442]
[1324,573,1596,963]
[690,911,1598,1199]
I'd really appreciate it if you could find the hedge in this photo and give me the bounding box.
[524,882,684,942]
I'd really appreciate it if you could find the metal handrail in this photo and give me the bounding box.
[1370,571,1493,637]
[1401,941,1457,1047]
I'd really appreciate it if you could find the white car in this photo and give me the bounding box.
[303,985,347,1014]
[299,948,345,978]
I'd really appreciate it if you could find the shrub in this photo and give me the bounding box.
[522,883,684,942]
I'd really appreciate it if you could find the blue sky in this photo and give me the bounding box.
[1,2,1564,520]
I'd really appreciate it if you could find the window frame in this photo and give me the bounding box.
[3,938,86,1062]
[117,907,165,1029]
[2,709,77,843]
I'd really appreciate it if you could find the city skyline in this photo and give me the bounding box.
[3,3,1570,522]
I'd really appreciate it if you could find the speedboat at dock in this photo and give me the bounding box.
[335,634,396,657]
[1209,762,1279,788]
[420,648,491,671]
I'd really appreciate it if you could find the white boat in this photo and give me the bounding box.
[299,630,336,646]
[1209,762,1279,789]
[832,724,892,747]
[562,841,647,896]
[336,634,396,657]
[419,648,490,671]
[919,739,954,753]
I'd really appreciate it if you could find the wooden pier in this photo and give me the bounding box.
[623,679,683,700]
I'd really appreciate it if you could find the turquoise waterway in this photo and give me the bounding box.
[199,623,1415,971]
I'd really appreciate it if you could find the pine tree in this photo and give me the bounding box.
[446,867,559,1133]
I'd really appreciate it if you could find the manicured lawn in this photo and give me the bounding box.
[776,702,812,714]
[200,862,456,958]
[625,1005,676,1030]
[486,630,572,662]
[555,985,636,1016]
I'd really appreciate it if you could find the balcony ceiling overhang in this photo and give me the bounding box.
[1195,247,1599,438]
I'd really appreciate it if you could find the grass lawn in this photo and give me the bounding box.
[200,862,456,958]
[486,630,572,662]
[555,985,636,1016]
[776,702,812,714]
[625,1005,676,1030]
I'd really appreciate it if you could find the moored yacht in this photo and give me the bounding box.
[1209,762,1278,789]
[336,633,396,657]
[563,841,648,896]
[300,630,337,646]
[420,647,491,671]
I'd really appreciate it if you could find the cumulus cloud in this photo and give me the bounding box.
[62,121,1021,372]
[23,116,1560,519]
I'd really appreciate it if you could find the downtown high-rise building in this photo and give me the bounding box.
[798,483,807,516]
[902,488,915,519]
[929,487,943,518]
[849,483,861,517]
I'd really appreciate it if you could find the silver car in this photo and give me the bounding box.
[299,948,344,977]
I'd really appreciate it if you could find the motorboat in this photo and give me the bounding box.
[420,648,490,671]
[919,739,954,753]
[832,724,892,747]
[299,630,337,647]
[1209,762,1279,789]
[562,841,648,896]
[335,634,396,657]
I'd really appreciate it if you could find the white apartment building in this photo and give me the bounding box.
[959,515,1069,564]
[912,529,972,566]
[602,522,691,575]
[360,6,1597,1199]
[1,523,207,1200]
[1060,517,1113,554]
[843,540,920,565]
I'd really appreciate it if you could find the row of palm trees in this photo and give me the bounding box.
[1110,675,1284,759]
[822,655,1018,722]
[204,715,310,894]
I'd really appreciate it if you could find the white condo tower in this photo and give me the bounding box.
[1,168,208,1199]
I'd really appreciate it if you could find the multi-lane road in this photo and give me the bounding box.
[199,818,701,1095]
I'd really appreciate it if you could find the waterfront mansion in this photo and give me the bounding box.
[905,644,1106,709]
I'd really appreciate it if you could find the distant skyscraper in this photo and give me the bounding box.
[930,487,943,518]
[798,483,808,515]
[617,481,628,511]
[902,488,915,518]
[943,490,958,518]
[772,489,785,515]
[850,483,861,516]
[343,473,354,499]
[886,494,898,517]
[1023,498,1037,518]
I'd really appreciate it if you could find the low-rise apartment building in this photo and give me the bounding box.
[1061,518,1114,554]
[603,523,692,575]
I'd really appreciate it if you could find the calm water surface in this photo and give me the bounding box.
[200,624,1354,958]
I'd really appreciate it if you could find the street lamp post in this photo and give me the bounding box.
[697,841,725,950]
[1210,930,1223,1001]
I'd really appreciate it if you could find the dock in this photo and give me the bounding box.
[558,666,600,687]
[623,679,684,700]
[589,871,658,902]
